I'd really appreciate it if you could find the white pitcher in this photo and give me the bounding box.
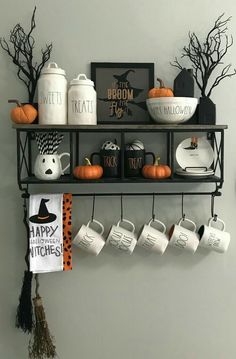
[34,153,70,180]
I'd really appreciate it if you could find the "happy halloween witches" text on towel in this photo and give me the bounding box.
[29,194,64,273]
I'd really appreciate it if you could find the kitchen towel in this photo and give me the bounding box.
[29,194,63,273]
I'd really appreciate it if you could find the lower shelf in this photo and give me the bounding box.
[20,174,223,184]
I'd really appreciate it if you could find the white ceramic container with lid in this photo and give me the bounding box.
[68,74,97,125]
[38,62,67,125]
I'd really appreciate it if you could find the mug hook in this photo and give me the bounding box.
[91,194,96,221]
[181,193,186,220]
[211,194,218,222]
[152,193,156,220]
[120,193,123,221]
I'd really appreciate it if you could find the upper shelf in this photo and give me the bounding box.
[13,124,228,132]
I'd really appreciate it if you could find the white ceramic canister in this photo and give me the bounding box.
[38,62,67,125]
[68,74,97,125]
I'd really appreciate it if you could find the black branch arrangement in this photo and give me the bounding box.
[171,13,236,98]
[0,6,53,103]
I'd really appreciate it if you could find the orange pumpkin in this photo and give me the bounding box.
[148,78,174,98]
[9,99,37,124]
[73,158,103,180]
[142,156,171,179]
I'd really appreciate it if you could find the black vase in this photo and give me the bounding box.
[198,97,216,125]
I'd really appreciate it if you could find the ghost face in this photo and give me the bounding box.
[34,154,63,180]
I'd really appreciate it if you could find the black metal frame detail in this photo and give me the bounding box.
[15,124,226,197]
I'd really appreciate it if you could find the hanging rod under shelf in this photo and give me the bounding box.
[71,191,221,197]
[21,189,221,198]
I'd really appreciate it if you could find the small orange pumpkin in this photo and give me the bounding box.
[9,99,37,124]
[142,156,171,179]
[148,78,174,98]
[73,158,103,180]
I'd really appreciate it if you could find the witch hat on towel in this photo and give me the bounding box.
[29,199,56,224]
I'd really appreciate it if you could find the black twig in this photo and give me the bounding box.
[0,6,53,103]
[170,14,236,97]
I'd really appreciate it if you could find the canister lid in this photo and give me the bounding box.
[41,62,66,75]
[70,74,94,86]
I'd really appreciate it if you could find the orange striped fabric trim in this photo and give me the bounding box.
[63,194,72,270]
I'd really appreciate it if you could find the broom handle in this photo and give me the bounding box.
[35,274,40,297]
[22,196,30,271]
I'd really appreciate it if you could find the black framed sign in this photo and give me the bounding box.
[91,62,154,124]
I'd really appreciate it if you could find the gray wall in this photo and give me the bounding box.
[0,1,236,358]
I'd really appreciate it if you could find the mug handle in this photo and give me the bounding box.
[148,218,166,233]
[59,152,70,174]
[90,152,101,165]
[117,219,135,233]
[208,217,225,231]
[87,219,104,235]
[178,217,197,232]
[145,152,155,164]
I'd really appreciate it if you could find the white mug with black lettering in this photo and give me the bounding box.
[137,218,168,254]
[73,219,105,255]
[106,219,137,254]
[198,217,230,253]
[169,217,199,253]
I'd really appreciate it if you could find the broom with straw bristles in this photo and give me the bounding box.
[15,193,33,333]
[28,274,57,359]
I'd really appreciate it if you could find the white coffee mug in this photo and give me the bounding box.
[169,217,199,253]
[73,219,105,255]
[137,218,169,254]
[106,219,137,254]
[198,217,230,253]
[34,153,70,180]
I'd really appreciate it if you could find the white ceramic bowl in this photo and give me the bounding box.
[146,97,198,124]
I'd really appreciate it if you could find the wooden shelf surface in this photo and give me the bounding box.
[13,124,228,132]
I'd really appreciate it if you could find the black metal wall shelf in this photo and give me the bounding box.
[20,174,222,184]
[13,124,228,132]
[13,123,227,194]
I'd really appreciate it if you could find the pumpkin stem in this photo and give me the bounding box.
[154,156,160,166]
[8,99,22,107]
[84,157,92,166]
[156,78,165,89]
